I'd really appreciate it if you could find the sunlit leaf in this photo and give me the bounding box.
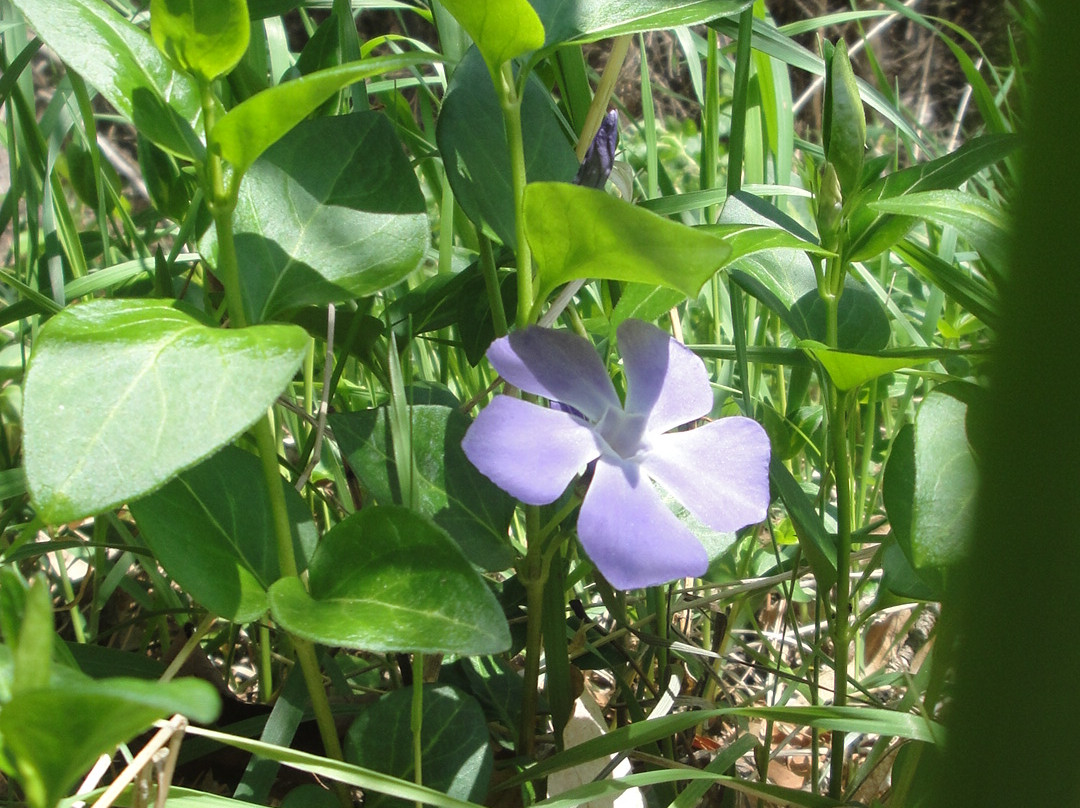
[23,300,307,524]
[267,506,510,654]
[525,182,731,299]
[213,53,435,175]
[438,0,544,72]
[150,0,250,82]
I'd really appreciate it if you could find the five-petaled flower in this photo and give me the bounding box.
[461,320,771,589]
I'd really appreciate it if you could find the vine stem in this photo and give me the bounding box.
[496,62,533,329]
[823,267,853,799]
[517,504,545,756]
[202,80,350,807]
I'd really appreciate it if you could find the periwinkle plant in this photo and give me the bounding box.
[462,320,771,589]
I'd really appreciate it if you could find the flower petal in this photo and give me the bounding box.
[487,327,619,422]
[462,396,601,505]
[577,458,709,589]
[642,417,771,532]
[618,320,713,434]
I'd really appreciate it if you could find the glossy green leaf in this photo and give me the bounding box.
[525,182,731,299]
[213,52,434,175]
[437,48,578,249]
[329,406,514,572]
[869,189,1010,275]
[530,0,749,50]
[344,685,493,808]
[10,0,201,136]
[23,300,307,524]
[910,388,979,569]
[821,39,865,198]
[150,0,250,82]
[438,0,544,73]
[220,112,427,322]
[846,133,1019,262]
[0,677,219,808]
[884,386,980,583]
[130,445,317,622]
[267,506,510,654]
[798,340,937,391]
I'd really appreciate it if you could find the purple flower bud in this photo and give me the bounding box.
[573,110,619,190]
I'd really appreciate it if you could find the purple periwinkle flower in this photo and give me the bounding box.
[461,320,771,590]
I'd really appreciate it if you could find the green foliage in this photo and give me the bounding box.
[0,0,1028,804]
[150,0,250,82]
[22,300,307,523]
[268,506,511,654]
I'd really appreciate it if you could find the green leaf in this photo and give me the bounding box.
[909,387,980,569]
[884,385,981,583]
[9,0,201,137]
[344,685,493,808]
[525,182,732,299]
[868,189,1010,275]
[437,48,578,249]
[150,0,250,82]
[798,340,938,391]
[11,576,52,697]
[267,506,510,654]
[329,406,515,572]
[0,677,219,808]
[213,52,435,176]
[846,133,1019,262]
[130,445,317,622]
[530,0,749,50]
[437,0,544,73]
[23,300,307,524]
[220,112,427,322]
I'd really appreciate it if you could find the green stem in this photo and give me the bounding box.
[518,504,546,757]
[202,82,348,805]
[823,263,852,799]
[496,62,533,329]
[412,652,424,808]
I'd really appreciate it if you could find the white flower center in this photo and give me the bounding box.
[595,407,649,461]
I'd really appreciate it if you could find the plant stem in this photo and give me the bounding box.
[412,652,424,808]
[202,81,349,805]
[496,62,533,329]
[518,503,545,757]
[823,256,852,799]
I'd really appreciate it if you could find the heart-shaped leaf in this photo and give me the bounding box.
[130,445,318,622]
[150,0,250,82]
[221,112,427,323]
[213,53,434,176]
[437,48,578,249]
[23,299,307,524]
[267,506,510,654]
[438,0,544,73]
[344,685,493,808]
[0,677,219,808]
[330,406,515,572]
[525,181,731,299]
